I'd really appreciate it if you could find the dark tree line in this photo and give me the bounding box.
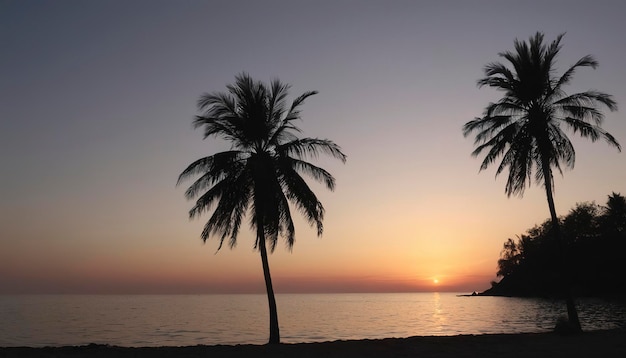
[486,192,626,297]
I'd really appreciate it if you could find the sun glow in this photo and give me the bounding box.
[433,278,439,284]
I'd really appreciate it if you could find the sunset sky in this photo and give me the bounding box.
[1,0,625,294]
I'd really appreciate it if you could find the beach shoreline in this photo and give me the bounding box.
[2,328,625,358]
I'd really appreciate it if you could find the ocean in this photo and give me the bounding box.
[1,293,624,347]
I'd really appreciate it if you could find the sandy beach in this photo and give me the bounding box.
[2,329,625,358]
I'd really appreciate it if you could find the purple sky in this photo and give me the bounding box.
[1,0,625,294]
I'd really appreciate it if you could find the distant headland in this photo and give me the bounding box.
[478,192,626,299]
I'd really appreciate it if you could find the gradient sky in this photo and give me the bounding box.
[2,0,625,294]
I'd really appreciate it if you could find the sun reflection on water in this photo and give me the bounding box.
[1,293,624,346]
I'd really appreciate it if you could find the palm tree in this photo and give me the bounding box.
[603,192,626,234]
[463,32,620,332]
[177,73,346,344]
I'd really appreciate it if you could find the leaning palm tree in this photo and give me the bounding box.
[177,73,346,344]
[463,32,620,332]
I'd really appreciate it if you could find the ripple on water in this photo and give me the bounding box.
[0,293,624,347]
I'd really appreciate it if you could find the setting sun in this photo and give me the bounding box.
[433,279,439,284]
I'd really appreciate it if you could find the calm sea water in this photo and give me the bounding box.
[1,293,625,347]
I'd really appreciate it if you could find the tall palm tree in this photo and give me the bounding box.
[463,32,620,332]
[177,73,346,344]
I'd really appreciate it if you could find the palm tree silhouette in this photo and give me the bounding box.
[177,73,346,344]
[463,32,620,332]
[603,192,626,233]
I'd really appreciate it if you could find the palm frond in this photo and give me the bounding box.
[285,91,318,121]
[197,92,237,114]
[270,189,295,252]
[277,138,347,163]
[280,166,324,236]
[198,172,252,248]
[283,157,337,191]
[268,79,290,124]
[266,120,301,150]
[554,91,617,117]
[176,151,243,187]
[471,120,520,164]
[552,55,598,91]
[486,100,525,118]
[500,138,533,197]
[478,62,517,90]
[562,117,621,151]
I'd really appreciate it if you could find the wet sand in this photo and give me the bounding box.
[2,329,625,358]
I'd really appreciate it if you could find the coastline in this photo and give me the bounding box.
[2,329,625,358]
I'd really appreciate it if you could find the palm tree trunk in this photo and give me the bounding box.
[541,160,582,333]
[257,224,280,344]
